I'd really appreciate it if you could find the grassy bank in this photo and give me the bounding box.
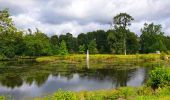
[36,54,169,64]
[34,86,170,100]
[1,86,170,100]
[0,56,36,61]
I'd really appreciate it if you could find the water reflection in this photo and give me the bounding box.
[0,60,152,100]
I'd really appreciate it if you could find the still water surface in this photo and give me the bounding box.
[0,60,152,100]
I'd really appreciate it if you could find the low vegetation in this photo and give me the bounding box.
[147,67,170,89]
[36,54,167,64]
[0,96,5,100]
[34,86,170,100]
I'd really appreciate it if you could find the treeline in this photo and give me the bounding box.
[1,9,170,59]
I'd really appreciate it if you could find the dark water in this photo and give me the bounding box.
[0,60,153,100]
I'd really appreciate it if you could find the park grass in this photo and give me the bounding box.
[33,86,170,100]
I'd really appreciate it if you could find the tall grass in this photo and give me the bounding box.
[34,86,170,100]
[36,54,165,64]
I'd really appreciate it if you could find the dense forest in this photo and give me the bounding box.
[1,8,170,59]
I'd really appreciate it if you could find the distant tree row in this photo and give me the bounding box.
[1,9,170,59]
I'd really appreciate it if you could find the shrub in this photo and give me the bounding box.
[52,89,77,100]
[156,86,170,96]
[118,87,136,99]
[160,52,167,60]
[137,86,153,96]
[147,67,170,89]
[0,96,5,100]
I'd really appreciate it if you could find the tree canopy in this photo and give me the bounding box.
[1,9,170,59]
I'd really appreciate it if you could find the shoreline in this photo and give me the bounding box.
[34,86,170,100]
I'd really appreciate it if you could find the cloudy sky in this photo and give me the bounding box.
[0,0,170,36]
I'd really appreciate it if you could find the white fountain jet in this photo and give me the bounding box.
[86,50,89,68]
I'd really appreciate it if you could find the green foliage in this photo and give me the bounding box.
[88,40,98,54]
[137,86,153,96]
[107,29,139,54]
[36,86,170,100]
[160,52,167,60]
[139,54,159,61]
[164,36,170,51]
[0,9,19,58]
[77,33,88,49]
[50,35,59,46]
[118,87,136,99]
[59,33,78,53]
[107,30,124,54]
[140,23,167,53]
[0,96,5,100]
[94,30,109,53]
[156,87,170,96]
[52,89,77,100]
[24,29,52,56]
[113,13,134,55]
[2,9,170,58]
[59,40,68,55]
[147,67,170,89]
[126,31,139,54]
[113,13,134,29]
[51,44,60,55]
[79,45,85,54]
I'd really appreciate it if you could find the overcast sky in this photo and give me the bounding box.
[0,0,170,36]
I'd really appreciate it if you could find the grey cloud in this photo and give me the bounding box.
[0,1,26,15]
[0,0,170,36]
[128,0,170,22]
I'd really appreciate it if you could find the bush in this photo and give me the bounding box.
[156,86,170,96]
[137,86,153,96]
[52,89,77,100]
[147,67,170,89]
[160,52,167,60]
[118,87,136,99]
[0,96,5,100]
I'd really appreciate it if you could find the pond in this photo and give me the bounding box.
[0,60,155,100]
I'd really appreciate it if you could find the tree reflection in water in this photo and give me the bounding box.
[0,60,152,89]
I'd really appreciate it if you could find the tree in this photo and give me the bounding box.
[95,30,109,53]
[88,40,98,54]
[113,13,134,55]
[65,33,78,53]
[164,36,170,51]
[59,40,68,55]
[0,8,16,31]
[0,9,20,58]
[50,35,59,54]
[50,35,59,46]
[107,30,124,54]
[126,31,139,54]
[140,23,166,53]
[34,29,52,56]
[24,29,52,56]
[79,45,85,54]
[59,33,78,53]
[77,33,88,50]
